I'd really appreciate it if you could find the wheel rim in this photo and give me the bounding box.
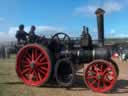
[16,44,51,86]
[84,60,117,92]
[51,32,71,49]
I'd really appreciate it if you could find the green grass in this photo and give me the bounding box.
[0,54,87,96]
[0,54,27,96]
[0,55,127,96]
[0,54,55,96]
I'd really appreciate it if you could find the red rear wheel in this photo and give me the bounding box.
[84,59,117,93]
[16,44,51,86]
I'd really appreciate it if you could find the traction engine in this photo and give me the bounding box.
[16,8,119,93]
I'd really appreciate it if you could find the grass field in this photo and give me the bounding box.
[1,55,128,96]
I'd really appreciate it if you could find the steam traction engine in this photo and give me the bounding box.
[16,8,119,93]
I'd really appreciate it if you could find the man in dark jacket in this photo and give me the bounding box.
[29,25,39,43]
[29,25,49,44]
[16,24,28,44]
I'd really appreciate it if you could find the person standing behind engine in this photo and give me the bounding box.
[16,24,28,44]
[29,25,39,43]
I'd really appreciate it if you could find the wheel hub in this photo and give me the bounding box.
[30,62,35,69]
[97,73,103,80]
[97,74,103,80]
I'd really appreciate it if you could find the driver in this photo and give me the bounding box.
[16,24,28,44]
[29,25,49,45]
[29,25,39,43]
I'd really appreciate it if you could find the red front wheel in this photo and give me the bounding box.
[84,59,117,93]
[16,44,52,86]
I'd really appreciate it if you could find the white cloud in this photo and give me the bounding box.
[75,1,123,16]
[75,5,99,16]
[35,26,63,36]
[0,25,63,42]
[0,32,15,42]
[103,1,122,13]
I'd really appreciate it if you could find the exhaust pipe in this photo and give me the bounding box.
[95,8,105,47]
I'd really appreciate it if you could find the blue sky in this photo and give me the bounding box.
[0,0,128,41]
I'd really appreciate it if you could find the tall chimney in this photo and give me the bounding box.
[95,8,105,47]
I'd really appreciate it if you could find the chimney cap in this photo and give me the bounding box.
[95,8,105,15]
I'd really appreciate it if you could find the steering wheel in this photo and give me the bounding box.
[51,32,71,49]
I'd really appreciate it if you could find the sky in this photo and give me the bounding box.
[0,0,128,42]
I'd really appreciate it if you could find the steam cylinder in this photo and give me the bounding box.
[60,47,110,63]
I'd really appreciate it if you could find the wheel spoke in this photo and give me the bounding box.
[87,70,96,74]
[32,48,34,61]
[34,48,37,59]
[103,67,111,74]
[97,80,101,88]
[38,68,46,75]
[104,79,111,84]
[37,71,42,80]
[28,68,33,74]
[40,56,46,63]
[28,71,34,81]
[35,54,42,63]
[63,35,66,41]
[39,66,48,72]
[93,65,99,73]
[90,80,97,86]
[34,68,42,81]
[26,57,31,63]
[103,80,107,88]
[25,50,32,60]
[87,75,97,79]
[33,70,40,81]
[37,62,48,66]
[24,64,30,68]
[100,64,103,71]
[106,72,114,77]
[21,68,30,75]
[22,60,29,65]
[56,35,60,41]
[35,68,42,81]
